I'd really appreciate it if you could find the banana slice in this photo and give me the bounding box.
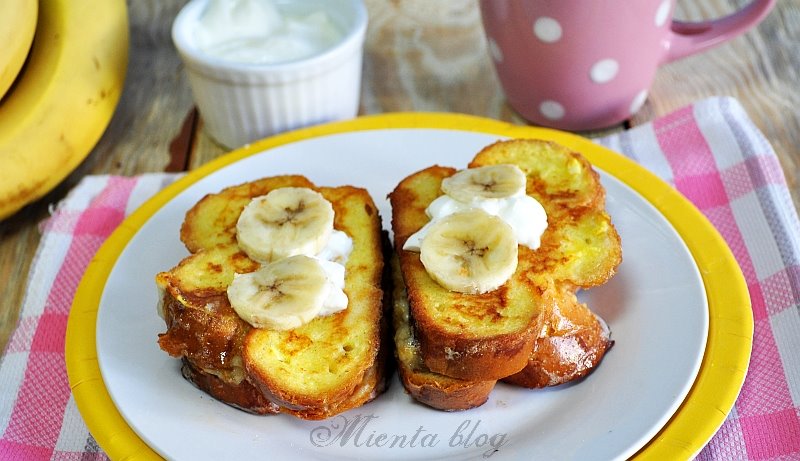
[441,164,526,202]
[236,187,335,263]
[227,255,331,330]
[420,209,518,294]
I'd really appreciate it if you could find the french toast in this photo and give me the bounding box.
[390,254,497,411]
[389,139,621,389]
[391,165,550,381]
[156,176,387,420]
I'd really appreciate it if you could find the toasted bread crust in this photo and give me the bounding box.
[157,178,386,420]
[391,250,612,409]
[157,253,255,384]
[160,276,388,420]
[397,361,495,411]
[265,342,389,420]
[390,254,496,410]
[181,359,280,415]
[503,290,613,388]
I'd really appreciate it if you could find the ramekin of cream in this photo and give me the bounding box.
[172,0,368,149]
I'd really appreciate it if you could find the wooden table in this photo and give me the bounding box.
[0,0,798,354]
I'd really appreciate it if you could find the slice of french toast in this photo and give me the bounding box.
[470,139,622,291]
[389,139,621,383]
[390,248,614,411]
[391,165,550,381]
[392,254,613,409]
[156,177,387,420]
[390,253,497,411]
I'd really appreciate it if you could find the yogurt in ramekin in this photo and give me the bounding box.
[172,0,368,149]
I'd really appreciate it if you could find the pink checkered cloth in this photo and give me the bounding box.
[1,97,798,460]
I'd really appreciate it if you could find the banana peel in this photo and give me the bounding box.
[0,0,129,220]
[0,0,37,102]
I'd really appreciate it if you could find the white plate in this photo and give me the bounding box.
[95,128,707,460]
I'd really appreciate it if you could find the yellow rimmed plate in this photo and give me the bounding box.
[66,113,750,460]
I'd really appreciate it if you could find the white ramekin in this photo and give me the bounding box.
[172,0,368,149]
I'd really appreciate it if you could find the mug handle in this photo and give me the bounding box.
[665,0,775,63]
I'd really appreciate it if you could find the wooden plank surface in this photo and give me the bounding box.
[0,0,798,354]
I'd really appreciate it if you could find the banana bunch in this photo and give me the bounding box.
[0,0,128,219]
[228,187,350,330]
[409,164,548,294]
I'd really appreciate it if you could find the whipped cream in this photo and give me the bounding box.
[313,230,352,314]
[315,257,348,315]
[194,0,344,64]
[316,229,353,266]
[403,185,548,252]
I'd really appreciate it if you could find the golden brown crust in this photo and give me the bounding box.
[390,252,496,411]
[472,139,622,290]
[390,165,455,243]
[159,281,388,419]
[390,246,612,407]
[504,290,613,388]
[397,361,495,411]
[411,306,536,381]
[157,274,250,384]
[159,285,280,414]
[180,360,280,415]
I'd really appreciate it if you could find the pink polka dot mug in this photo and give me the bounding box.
[479,0,775,131]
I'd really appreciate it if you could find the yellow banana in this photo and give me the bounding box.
[0,0,37,101]
[0,0,128,219]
